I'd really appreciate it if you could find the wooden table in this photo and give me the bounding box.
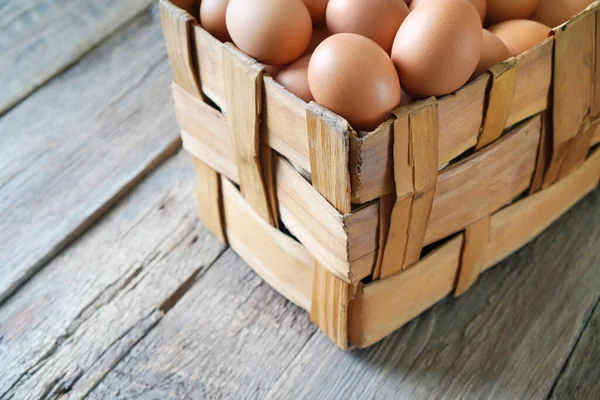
[1,2,599,399]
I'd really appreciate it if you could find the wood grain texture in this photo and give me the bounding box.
[550,300,600,400]
[477,59,518,150]
[380,100,439,276]
[349,77,488,204]
[455,217,491,296]
[262,188,600,400]
[484,149,600,269]
[0,0,153,115]
[349,236,464,348]
[0,13,180,303]
[221,178,314,310]
[307,103,354,349]
[173,83,238,182]
[530,110,552,194]
[425,116,541,244]
[160,0,202,97]
[87,247,318,399]
[275,157,378,283]
[223,44,273,225]
[545,10,596,186]
[506,38,553,127]
[0,152,225,399]
[191,157,227,244]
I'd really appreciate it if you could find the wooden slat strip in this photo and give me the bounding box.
[275,156,378,283]
[222,44,273,225]
[544,10,596,186]
[558,118,595,180]
[172,83,239,182]
[371,193,395,281]
[379,99,438,277]
[530,110,553,194]
[191,157,227,244]
[484,148,600,270]
[454,217,491,297]
[306,103,353,349]
[160,0,202,97]
[476,59,518,150]
[425,116,541,245]
[306,103,353,214]
[404,102,439,265]
[221,178,314,310]
[348,235,464,348]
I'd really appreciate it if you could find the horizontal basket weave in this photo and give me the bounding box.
[160,0,600,349]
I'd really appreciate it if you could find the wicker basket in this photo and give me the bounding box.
[160,0,600,349]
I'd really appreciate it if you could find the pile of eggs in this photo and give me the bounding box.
[200,0,594,131]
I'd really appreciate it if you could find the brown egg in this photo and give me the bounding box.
[200,0,230,41]
[410,0,487,23]
[392,0,482,98]
[488,20,551,57]
[226,0,312,65]
[486,0,539,25]
[306,23,332,53]
[533,0,594,28]
[472,30,510,78]
[302,0,329,24]
[275,55,314,102]
[308,33,402,131]
[326,0,410,53]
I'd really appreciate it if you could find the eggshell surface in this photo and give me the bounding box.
[326,0,410,53]
[488,20,551,57]
[392,0,482,97]
[410,0,487,23]
[302,0,329,24]
[486,0,539,25]
[226,0,312,65]
[275,55,314,102]
[533,0,593,28]
[472,29,510,78]
[308,33,401,131]
[200,0,231,41]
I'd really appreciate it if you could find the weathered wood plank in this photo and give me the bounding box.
[550,300,600,400]
[86,250,317,399]
[0,0,154,115]
[0,151,225,399]
[263,189,600,399]
[0,10,180,303]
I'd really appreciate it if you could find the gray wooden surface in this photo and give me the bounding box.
[0,3,599,399]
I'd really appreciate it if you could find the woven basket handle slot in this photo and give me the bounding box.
[476,59,518,150]
[377,99,439,279]
[544,7,598,186]
[222,44,275,226]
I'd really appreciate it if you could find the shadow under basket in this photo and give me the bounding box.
[161,0,600,349]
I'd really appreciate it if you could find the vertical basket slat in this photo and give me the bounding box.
[160,0,202,97]
[454,216,491,296]
[192,158,227,244]
[545,9,596,185]
[222,44,274,225]
[379,99,438,278]
[306,103,353,350]
[476,59,518,150]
